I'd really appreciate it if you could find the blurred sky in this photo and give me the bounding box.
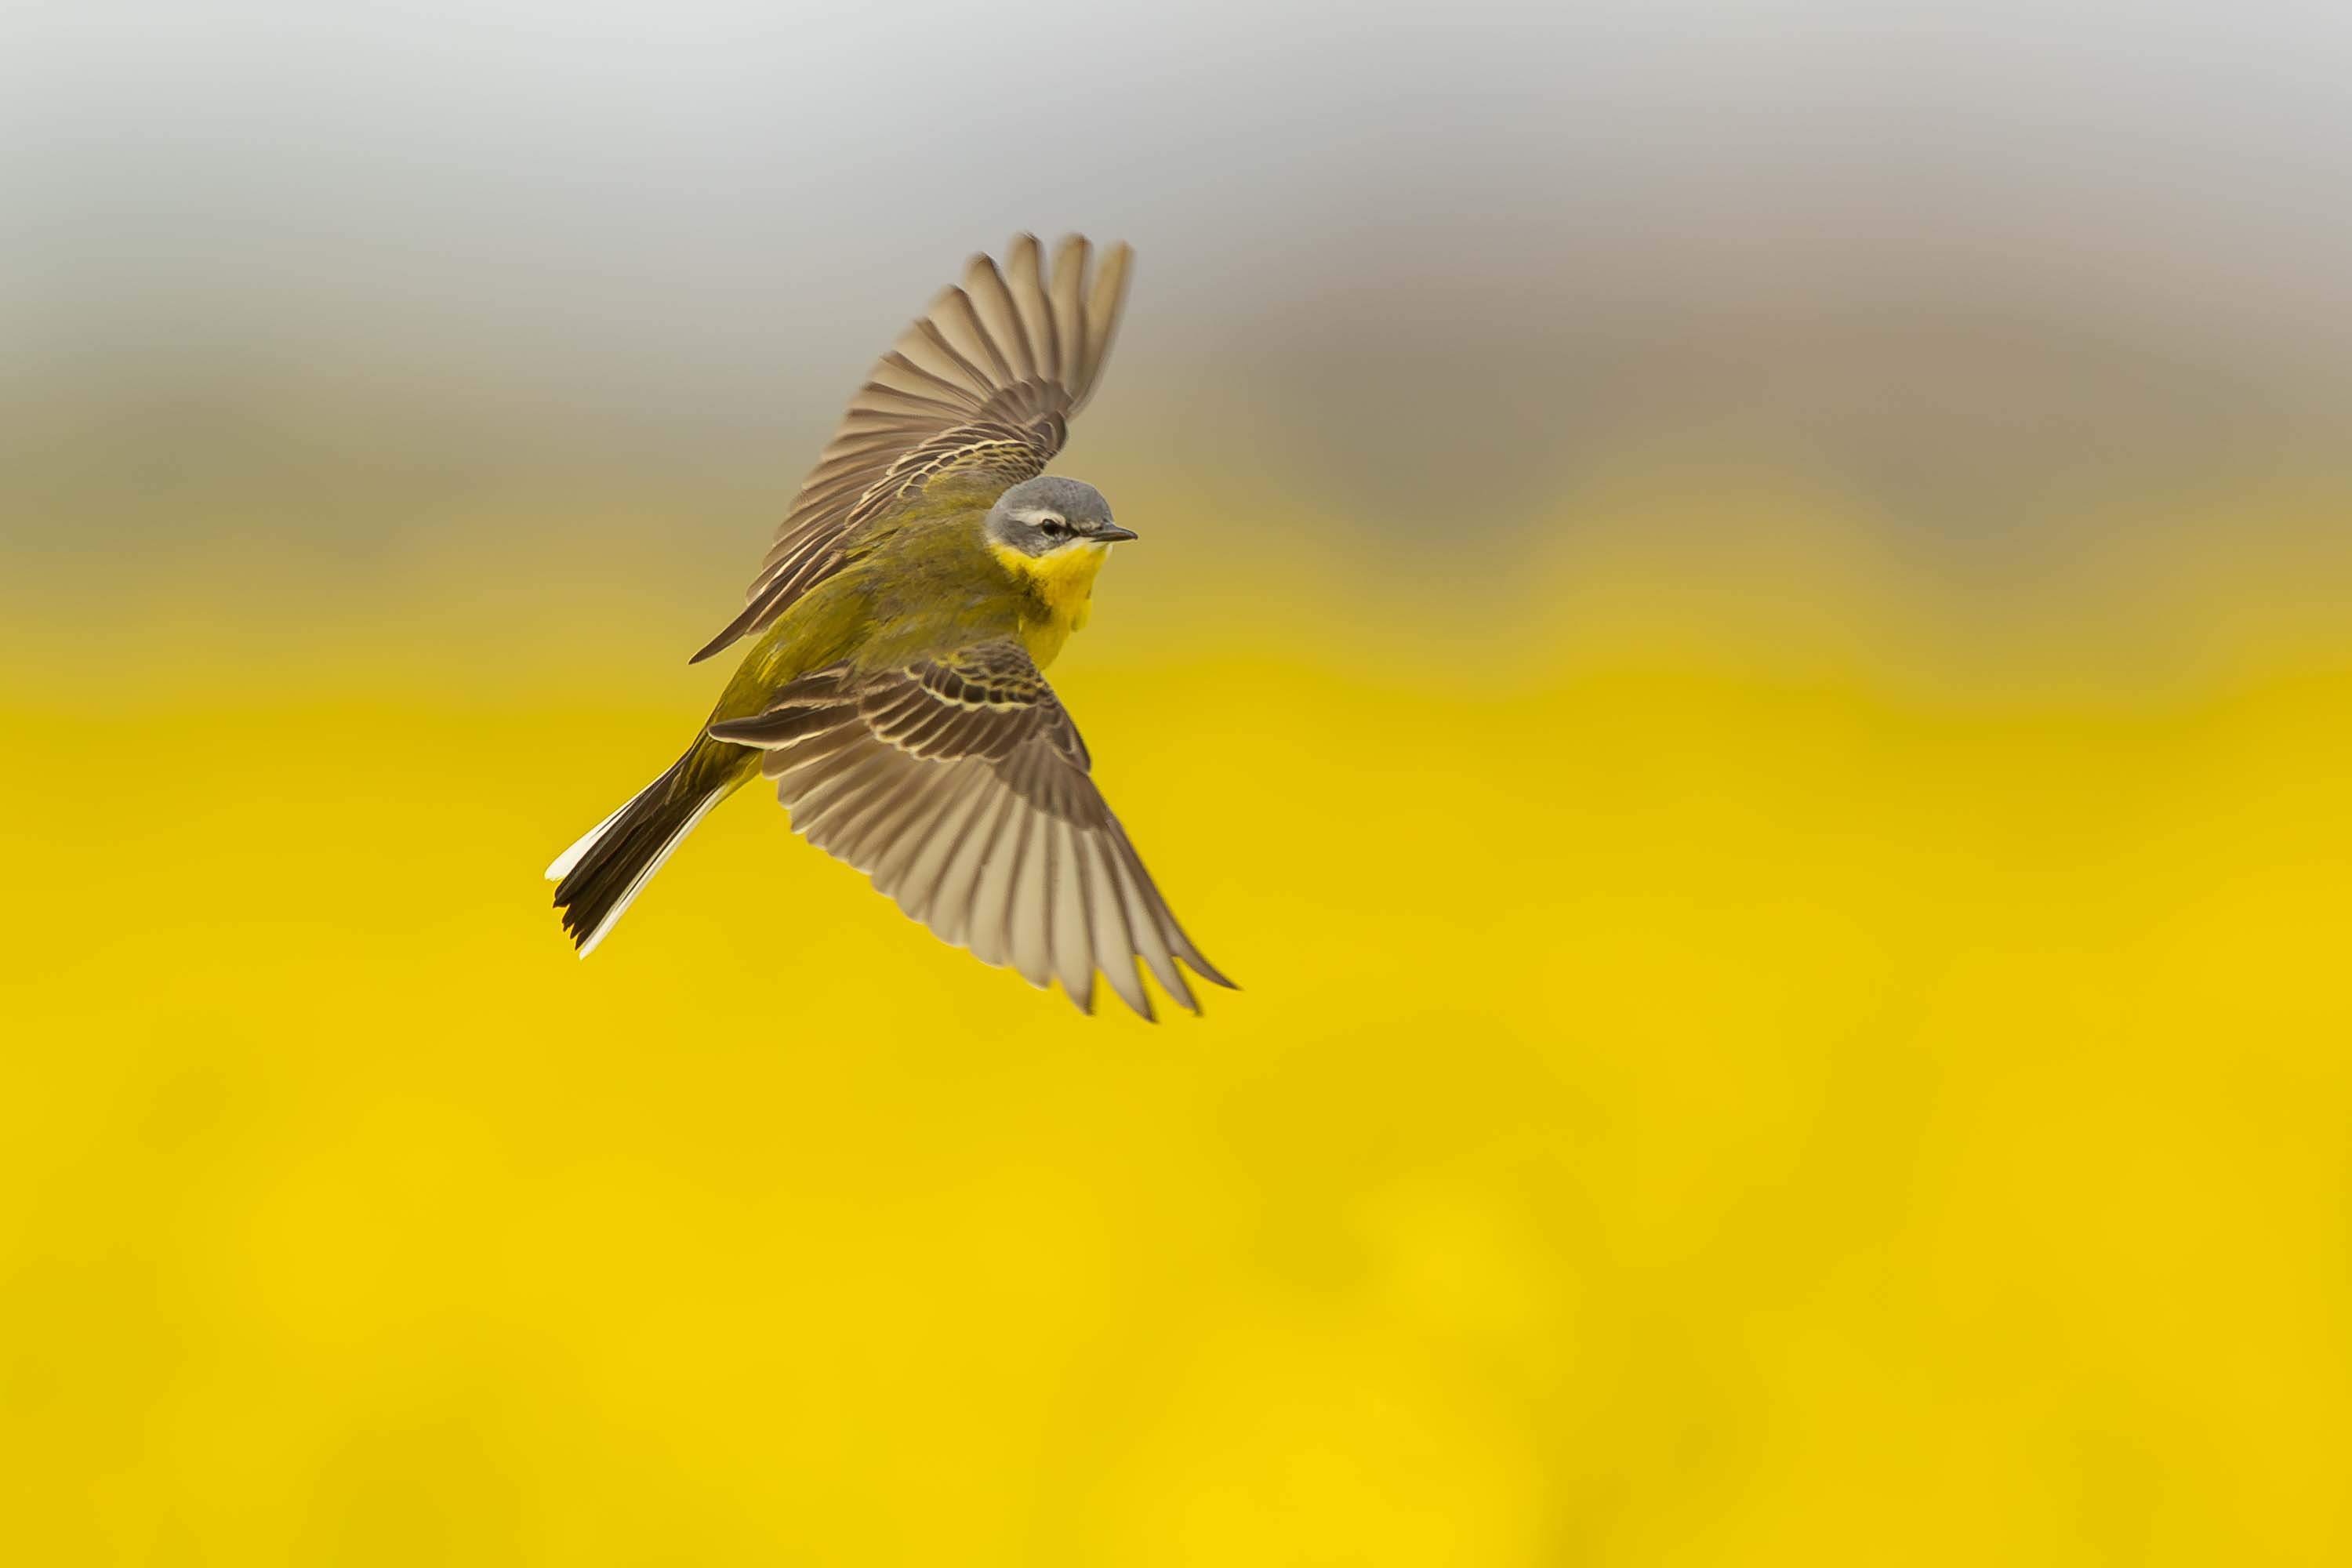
[8,0,2350,579]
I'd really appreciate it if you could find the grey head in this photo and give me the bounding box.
[984,475,1137,557]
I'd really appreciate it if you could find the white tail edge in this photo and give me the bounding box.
[571,790,722,958]
[546,800,631,881]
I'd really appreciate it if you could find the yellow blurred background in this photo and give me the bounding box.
[7,2,2352,1562]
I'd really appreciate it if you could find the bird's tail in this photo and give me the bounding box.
[546,748,739,956]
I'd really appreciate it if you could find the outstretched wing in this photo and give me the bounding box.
[691,234,1134,663]
[707,642,1231,1018]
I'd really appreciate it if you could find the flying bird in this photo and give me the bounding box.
[546,235,1232,1017]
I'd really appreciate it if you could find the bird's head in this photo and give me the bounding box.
[985,476,1135,557]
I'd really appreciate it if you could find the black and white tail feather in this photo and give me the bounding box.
[546,758,728,957]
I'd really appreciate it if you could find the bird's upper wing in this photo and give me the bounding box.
[707,641,1230,1018]
[691,234,1134,664]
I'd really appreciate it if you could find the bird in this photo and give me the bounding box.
[546,234,1233,1018]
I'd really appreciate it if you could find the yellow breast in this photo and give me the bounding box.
[991,540,1110,668]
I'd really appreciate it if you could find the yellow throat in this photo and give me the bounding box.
[992,539,1111,667]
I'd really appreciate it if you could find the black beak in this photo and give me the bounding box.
[1094,524,1138,543]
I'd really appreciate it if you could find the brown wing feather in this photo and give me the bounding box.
[706,644,1229,1018]
[690,235,1135,664]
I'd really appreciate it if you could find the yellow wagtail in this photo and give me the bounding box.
[547,235,1232,1018]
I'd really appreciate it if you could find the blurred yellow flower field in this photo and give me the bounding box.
[5,478,2348,1563]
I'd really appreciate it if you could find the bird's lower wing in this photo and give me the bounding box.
[708,648,1230,1018]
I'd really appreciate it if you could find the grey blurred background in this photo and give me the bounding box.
[7,0,2350,618]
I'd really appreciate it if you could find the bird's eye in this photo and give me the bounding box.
[1038,517,1069,540]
